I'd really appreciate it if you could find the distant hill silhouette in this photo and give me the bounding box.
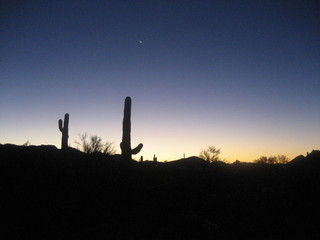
[167,156,208,166]
[289,150,320,166]
[1,144,320,239]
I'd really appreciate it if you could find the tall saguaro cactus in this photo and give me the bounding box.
[120,97,143,160]
[58,113,69,150]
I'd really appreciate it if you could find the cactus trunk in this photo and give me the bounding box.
[58,113,69,150]
[120,97,143,160]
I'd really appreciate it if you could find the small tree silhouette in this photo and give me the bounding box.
[254,155,289,164]
[75,133,116,155]
[199,146,221,163]
[276,154,289,164]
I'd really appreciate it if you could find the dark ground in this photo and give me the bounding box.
[1,144,320,239]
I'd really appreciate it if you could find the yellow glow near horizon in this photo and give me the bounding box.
[1,134,316,163]
[1,110,318,163]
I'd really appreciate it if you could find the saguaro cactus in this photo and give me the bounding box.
[120,97,143,160]
[58,113,69,150]
[153,154,157,162]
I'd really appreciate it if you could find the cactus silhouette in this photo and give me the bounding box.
[120,97,143,160]
[58,113,69,150]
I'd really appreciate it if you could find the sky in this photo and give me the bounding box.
[1,0,319,162]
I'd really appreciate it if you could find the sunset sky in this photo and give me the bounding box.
[1,0,319,162]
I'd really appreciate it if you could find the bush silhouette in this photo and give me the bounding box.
[199,145,221,163]
[75,133,116,155]
[255,154,289,164]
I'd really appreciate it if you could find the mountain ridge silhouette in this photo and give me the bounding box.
[1,144,319,239]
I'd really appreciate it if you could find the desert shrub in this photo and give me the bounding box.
[199,146,221,163]
[75,133,116,155]
[254,154,289,164]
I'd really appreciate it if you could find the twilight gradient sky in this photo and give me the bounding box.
[1,0,319,162]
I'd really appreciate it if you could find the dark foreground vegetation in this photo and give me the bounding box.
[1,144,320,239]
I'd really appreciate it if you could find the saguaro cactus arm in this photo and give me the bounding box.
[120,96,143,160]
[132,143,143,154]
[58,113,69,150]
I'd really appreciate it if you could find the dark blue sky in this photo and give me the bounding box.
[1,0,319,161]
